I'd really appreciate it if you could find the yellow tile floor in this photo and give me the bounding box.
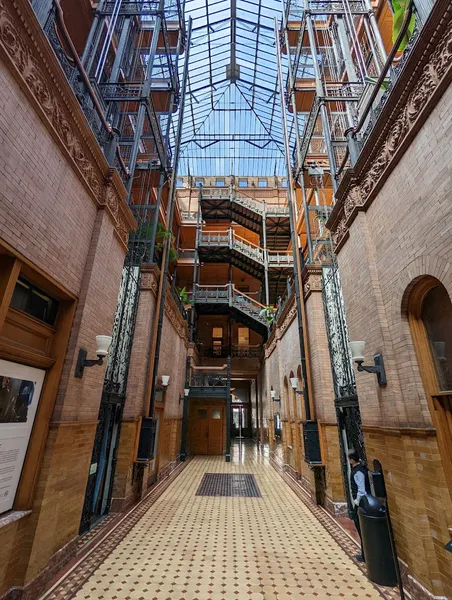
[44,442,387,600]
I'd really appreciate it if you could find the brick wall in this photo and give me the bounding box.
[112,270,189,506]
[0,20,130,597]
[0,64,97,296]
[336,83,452,597]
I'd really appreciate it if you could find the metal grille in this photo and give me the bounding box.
[322,260,366,516]
[196,474,261,497]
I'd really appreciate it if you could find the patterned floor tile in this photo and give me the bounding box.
[40,442,404,600]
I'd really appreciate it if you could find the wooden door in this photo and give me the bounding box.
[190,404,224,455]
[192,406,209,454]
[208,407,224,455]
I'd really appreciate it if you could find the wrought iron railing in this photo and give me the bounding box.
[268,251,293,267]
[197,345,229,358]
[357,19,421,148]
[198,230,292,268]
[200,189,289,218]
[274,279,294,322]
[169,285,188,320]
[232,345,263,359]
[190,369,228,387]
[180,210,199,221]
[42,3,112,153]
[192,285,269,328]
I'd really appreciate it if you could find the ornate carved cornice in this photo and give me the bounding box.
[265,330,277,359]
[164,289,190,344]
[0,0,135,248]
[140,263,160,295]
[327,0,452,252]
[139,263,189,342]
[302,265,323,300]
[279,301,297,337]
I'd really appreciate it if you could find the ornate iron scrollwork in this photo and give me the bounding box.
[322,261,366,514]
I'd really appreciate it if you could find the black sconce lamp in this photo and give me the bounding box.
[289,377,305,395]
[350,341,387,387]
[75,335,112,378]
[270,389,281,404]
[180,388,190,404]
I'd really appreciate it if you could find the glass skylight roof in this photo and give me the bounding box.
[173,0,295,177]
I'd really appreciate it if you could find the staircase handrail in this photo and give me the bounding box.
[233,195,263,214]
[232,287,267,310]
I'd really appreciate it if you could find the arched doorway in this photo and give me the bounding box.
[408,277,452,497]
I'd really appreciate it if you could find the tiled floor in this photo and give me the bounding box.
[41,443,397,600]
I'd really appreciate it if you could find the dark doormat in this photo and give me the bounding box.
[196,473,261,497]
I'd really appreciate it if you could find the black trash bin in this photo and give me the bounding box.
[358,495,397,586]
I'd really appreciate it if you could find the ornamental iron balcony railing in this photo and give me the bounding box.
[193,284,269,329]
[195,343,262,359]
[190,369,228,388]
[200,189,289,219]
[197,230,293,268]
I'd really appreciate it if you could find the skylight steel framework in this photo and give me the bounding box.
[280,0,387,264]
[176,0,295,177]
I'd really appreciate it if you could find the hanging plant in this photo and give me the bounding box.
[179,286,189,304]
[259,306,276,326]
[391,0,416,51]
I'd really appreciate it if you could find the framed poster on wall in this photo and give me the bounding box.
[0,359,45,513]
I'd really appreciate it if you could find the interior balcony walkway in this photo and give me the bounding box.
[39,442,402,600]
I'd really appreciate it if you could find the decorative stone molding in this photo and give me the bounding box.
[140,264,160,294]
[164,288,189,343]
[264,331,277,359]
[0,0,135,248]
[302,265,323,300]
[138,263,189,342]
[279,302,297,337]
[327,0,452,252]
[264,295,297,357]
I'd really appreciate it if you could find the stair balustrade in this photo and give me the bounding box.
[192,284,269,329]
[197,229,292,268]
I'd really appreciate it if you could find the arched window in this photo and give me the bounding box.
[408,277,452,496]
[283,377,293,447]
[421,285,452,391]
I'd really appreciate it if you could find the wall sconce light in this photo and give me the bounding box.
[270,389,281,404]
[289,377,305,395]
[350,341,387,387]
[161,375,170,387]
[75,335,112,378]
[180,388,190,404]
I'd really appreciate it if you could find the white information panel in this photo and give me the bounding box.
[0,360,45,513]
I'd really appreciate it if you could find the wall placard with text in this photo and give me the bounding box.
[0,360,45,513]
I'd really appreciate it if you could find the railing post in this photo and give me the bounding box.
[345,127,361,168]
[262,200,270,306]
[225,357,232,462]
[228,227,233,248]
[104,127,120,167]
[180,356,191,461]
[228,283,233,307]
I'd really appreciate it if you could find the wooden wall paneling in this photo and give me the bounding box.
[15,299,77,509]
[0,255,21,330]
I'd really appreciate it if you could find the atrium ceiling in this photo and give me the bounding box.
[174,0,295,177]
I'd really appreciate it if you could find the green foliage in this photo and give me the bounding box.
[391,0,416,51]
[364,76,390,92]
[259,306,276,326]
[179,286,189,304]
[134,221,177,263]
